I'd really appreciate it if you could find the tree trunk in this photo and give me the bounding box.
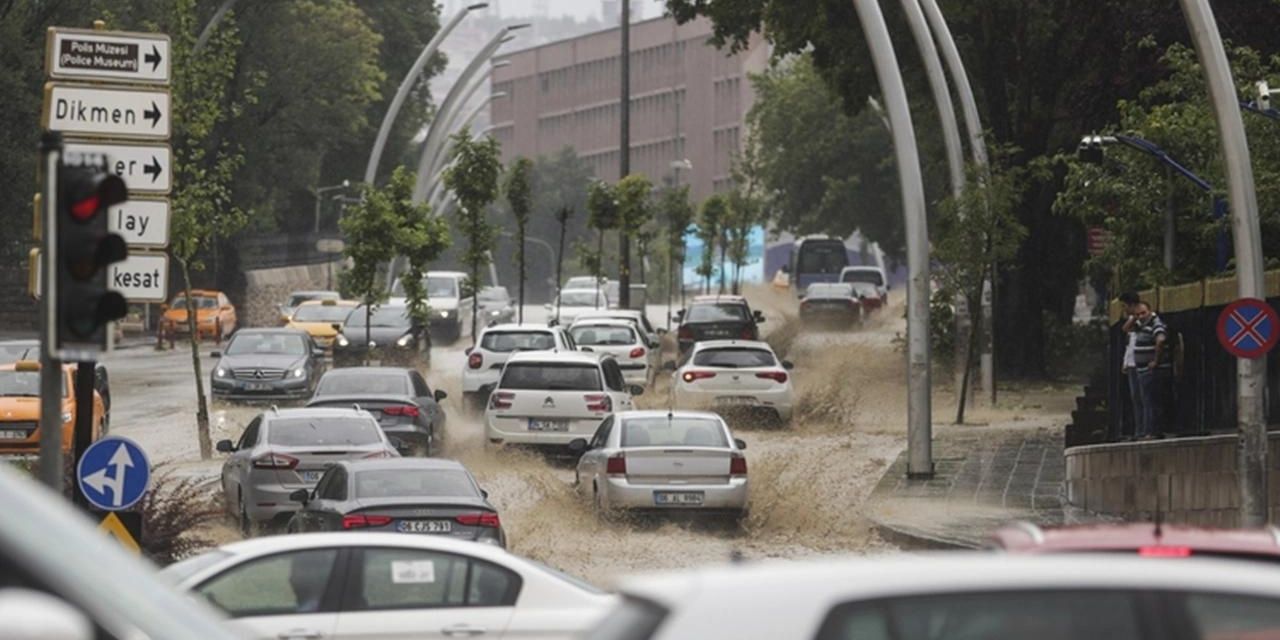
[555,218,566,324]
[955,290,983,425]
[179,260,213,460]
[718,242,727,294]
[364,300,372,367]
[596,229,604,309]
[517,222,526,324]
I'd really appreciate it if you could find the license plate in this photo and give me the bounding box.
[301,471,324,483]
[398,520,452,533]
[654,491,704,505]
[717,396,756,406]
[243,382,271,391]
[528,419,569,432]
[0,430,27,440]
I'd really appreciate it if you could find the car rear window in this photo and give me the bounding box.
[806,283,854,298]
[267,417,382,446]
[693,348,775,368]
[316,373,410,396]
[354,469,479,499]
[499,363,602,391]
[685,303,749,323]
[481,331,556,352]
[571,326,637,346]
[621,417,728,448]
[842,269,884,286]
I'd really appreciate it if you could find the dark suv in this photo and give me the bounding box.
[674,295,765,353]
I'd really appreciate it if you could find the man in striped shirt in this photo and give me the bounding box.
[1132,301,1169,438]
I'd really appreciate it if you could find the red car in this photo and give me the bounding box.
[991,521,1280,562]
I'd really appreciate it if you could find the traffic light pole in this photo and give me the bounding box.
[72,362,95,507]
[38,132,63,491]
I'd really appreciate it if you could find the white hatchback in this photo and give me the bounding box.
[567,319,658,386]
[546,288,609,325]
[671,340,794,424]
[485,351,640,447]
[462,324,576,412]
[571,309,662,347]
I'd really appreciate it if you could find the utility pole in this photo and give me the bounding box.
[38,134,63,490]
[617,0,632,309]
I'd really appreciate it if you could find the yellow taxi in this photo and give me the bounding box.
[286,299,358,350]
[0,361,105,456]
[162,289,237,343]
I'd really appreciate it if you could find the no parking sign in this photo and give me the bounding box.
[1217,298,1280,360]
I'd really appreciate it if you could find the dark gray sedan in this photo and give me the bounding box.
[307,367,447,456]
[285,458,505,547]
[210,329,324,402]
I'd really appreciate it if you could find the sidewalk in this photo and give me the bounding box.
[867,415,1072,549]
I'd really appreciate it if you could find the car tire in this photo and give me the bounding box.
[214,320,222,345]
[238,496,255,538]
[592,484,608,522]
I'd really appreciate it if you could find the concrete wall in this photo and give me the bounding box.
[1065,434,1280,526]
[242,262,341,327]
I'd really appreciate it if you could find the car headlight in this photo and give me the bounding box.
[396,335,413,347]
[215,367,228,378]
[61,412,72,423]
[439,310,450,319]
[335,334,349,347]
[293,368,305,378]
[488,310,501,316]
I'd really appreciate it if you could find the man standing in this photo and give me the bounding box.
[1132,301,1169,439]
[1119,292,1141,440]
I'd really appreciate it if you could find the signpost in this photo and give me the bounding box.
[1217,298,1279,359]
[42,83,170,139]
[108,198,169,248]
[64,141,171,194]
[108,253,169,302]
[46,28,170,84]
[76,436,151,511]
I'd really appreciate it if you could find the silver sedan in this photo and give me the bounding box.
[570,410,748,519]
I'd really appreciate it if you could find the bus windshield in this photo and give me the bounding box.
[796,240,848,275]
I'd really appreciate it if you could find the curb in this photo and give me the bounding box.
[871,517,980,551]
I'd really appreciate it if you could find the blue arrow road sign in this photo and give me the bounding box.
[77,436,150,511]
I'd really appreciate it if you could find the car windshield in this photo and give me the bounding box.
[0,370,66,397]
[499,362,602,390]
[807,283,854,298]
[266,417,382,446]
[292,304,352,323]
[842,269,884,286]
[566,277,598,288]
[159,550,231,585]
[481,331,556,352]
[0,342,37,365]
[621,417,728,448]
[479,288,508,302]
[347,306,410,328]
[686,303,749,323]
[427,276,459,298]
[315,372,410,396]
[797,242,847,274]
[173,296,218,310]
[561,291,603,306]
[354,469,479,499]
[571,325,636,346]
[693,348,776,368]
[225,333,308,356]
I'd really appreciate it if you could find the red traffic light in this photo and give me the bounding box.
[62,169,126,223]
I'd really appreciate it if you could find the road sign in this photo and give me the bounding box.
[1217,298,1280,359]
[108,198,169,249]
[27,248,40,300]
[64,141,171,194]
[77,436,150,511]
[108,252,168,302]
[43,83,170,140]
[46,28,170,84]
[97,511,142,553]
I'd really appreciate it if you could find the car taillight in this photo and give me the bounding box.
[756,371,788,383]
[629,346,646,358]
[677,326,692,340]
[342,514,393,529]
[846,299,860,309]
[682,370,717,383]
[585,394,612,412]
[489,391,514,410]
[364,450,394,459]
[606,454,626,475]
[468,352,483,369]
[382,405,420,417]
[455,512,501,528]
[740,326,757,340]
[730,454,747,475]
[252,452,298,469]
[1138,546,1192,557]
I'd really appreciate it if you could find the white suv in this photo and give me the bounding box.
[671,340,794,424]
[567,319,658,387]
[570,309,662,346]
[462,324,576,412]
[485,351,640,448]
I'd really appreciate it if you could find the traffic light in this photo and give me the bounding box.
[57,164,128,356]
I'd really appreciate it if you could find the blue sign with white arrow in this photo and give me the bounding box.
[77,436,150,511]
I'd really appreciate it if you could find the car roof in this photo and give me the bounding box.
[321,366,412,376]
[289,290,339,296]
[426,270,468,278]
[568,319,635,328]
[0,362,77,373]
[506,350,604,365]
[0,339,38,346]
[342,457,469,473]
[612,409,724,422]
[574,310,644,319]
[296,299,356,307]
[230,327,311,336]
[691,294,748,304]
[691,339,773,351]
[840,265,883,273]
[482,323,555,333]
[184,289,221,297]
[617,553,1280,615]
[263,406,376,420]
[561,287,606,295]
[992,522,1280,555]
[218,532,512,564]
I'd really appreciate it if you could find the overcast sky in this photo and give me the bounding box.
[455,0,667,21]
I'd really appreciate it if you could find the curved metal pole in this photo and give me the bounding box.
[423,65,507,182]
[194,0,240,54]
[364,3,487,185]
[853,0,932,477]
[423,92,506,207]
[1178,0,1268,526]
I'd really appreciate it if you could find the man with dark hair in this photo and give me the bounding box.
[1132,301,1169,439]
[1118,292,1142,440]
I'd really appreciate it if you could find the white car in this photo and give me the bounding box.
[571,410,748,518]
[462,324,577,412]
[546,288,609,325]
[567,319,658,386]
[392,270,474,344]
[839,265,889,304]
[485,351,639,448]
[571,309,662,346]
[163,533,615,640]
[587,553,1280,640]
[671,340,794,424]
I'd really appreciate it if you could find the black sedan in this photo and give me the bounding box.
[307,366,446,456]
[799,282,862,328]
[674,295,766,353]
[285,458,505,547]
[332,304,429,368]
[210,329,324,402]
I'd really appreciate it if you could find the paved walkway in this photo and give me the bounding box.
[868,418,1078,549]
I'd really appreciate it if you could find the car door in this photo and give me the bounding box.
[410,371,445,434]
[333,547,517,639]
[301,467,346,532]
[224,417,261,506]
[577,417,614,490]
[194,547,346,640]
[601,360,634,410]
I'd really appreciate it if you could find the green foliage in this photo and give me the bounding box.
[615,174,654,283]
[339,184,400,307]
[696,195,729,289]
[443,128,502,339]
[385,166,449,330]
[587,180,620,233]
[504,157,534,314]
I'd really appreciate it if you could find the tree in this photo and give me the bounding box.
[586,180,620,303]
[554,206,574,322]
[615,174,654,302]
[660,186,696,313]
[726,138,767,293]
[339,183,400,363]
[443,128,502,343]
[696,195,728,294]
[386,166,450,346]
[504,157,534,322]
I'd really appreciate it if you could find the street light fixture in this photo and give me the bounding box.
[313,180,350,234]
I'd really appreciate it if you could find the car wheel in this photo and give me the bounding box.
[238,495,255,538]
[214,320,222,345]
[592,484,608,522]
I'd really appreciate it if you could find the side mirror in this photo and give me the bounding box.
[734,438,747,450]
[434,389,448,402]
[215,439,234,453]
[312,347,325,357]
[464,346,473,356]
[209,351,221,359]
[629,384,645,396]
[544,303,553,311]
[662,361,677,371]
[782,360,795,370]
[289,489,310,504]
[753,310,766,323]
[330,323,342,332]
[567,438,589,454]
[580,346,594,352]
[480,488,489,499]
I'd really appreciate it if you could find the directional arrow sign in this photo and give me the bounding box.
[77,436,151,512]
[108,198,170,249]
[43,83,170,140]
[64,141,171,194]
[109,252,169,303]
[46,28,170,84]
